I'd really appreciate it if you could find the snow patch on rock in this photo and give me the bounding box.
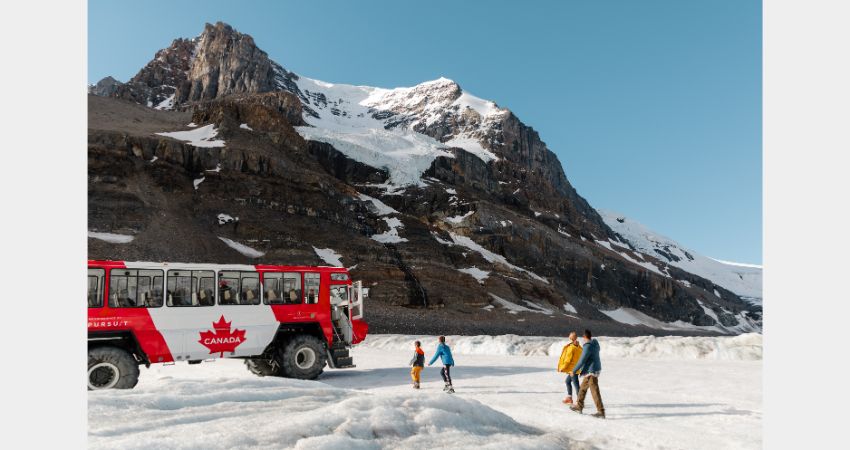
[371,217,408,244]
[218,237,265,258]
[313,247,343,267]
[217,213,238,225]
[448,233,547,284]
[599,209,762,302]
[153,93,175,110]
[445,211,474,224]
[458,266,489,284]
[88,231,134,244]
[156,124,225,148]
[357,193,399,216]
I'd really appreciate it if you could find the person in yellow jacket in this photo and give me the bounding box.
[557,331,583,404]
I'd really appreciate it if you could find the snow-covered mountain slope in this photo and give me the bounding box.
[278,75,506,189]
[598,210,762,304]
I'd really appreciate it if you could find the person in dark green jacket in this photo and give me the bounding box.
[570,329,605,418]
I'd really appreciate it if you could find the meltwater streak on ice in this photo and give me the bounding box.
[360,334,763,361]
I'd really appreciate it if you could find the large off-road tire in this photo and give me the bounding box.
[88,347,140,390]
[280,335,327,380]
[245,350,283,377]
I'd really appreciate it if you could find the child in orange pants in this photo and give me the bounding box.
[409,340,425,389]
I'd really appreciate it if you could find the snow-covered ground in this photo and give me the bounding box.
[89,334,761,449]
[598,210,762,304]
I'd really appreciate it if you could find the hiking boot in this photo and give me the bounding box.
[562,396,573,404]
[570,405,582,414]
[413,382,420,389]
[447,385,455,394]
[591,411,606,419]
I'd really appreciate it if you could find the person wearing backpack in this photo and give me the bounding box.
[557,331,583,404]
[409,340,425,389]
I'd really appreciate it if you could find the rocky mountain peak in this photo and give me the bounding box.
[182,21,279,102]
[88,76,122,97]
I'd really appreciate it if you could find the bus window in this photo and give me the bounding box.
[263,273,284,304]
[88,268,104,308]
[218,271,261,305]
[284,273,302,304]
[241,272,260,305]
[218,272,240,305]
[265,273,304,305]
[109,269,164,307]
[167,270,214,307]
[305,273,320,304]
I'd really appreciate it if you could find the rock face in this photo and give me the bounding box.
[88,22,761,336]
[182,22,281,102]
[111,37,196,108]
[94,22,286,109]
[88,76,122,97]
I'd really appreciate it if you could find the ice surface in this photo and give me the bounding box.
[361,333,763,361]
[88,231,134,244]
[88,334,762,449]
[218,237,265,258]
[89,373,566,450]
[156,124,226,148]
[313,247,344,267]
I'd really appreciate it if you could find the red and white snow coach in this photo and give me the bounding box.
[87,260,368,390]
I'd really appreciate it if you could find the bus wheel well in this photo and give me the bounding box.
[265,323,327,353]
[88,332,149,367]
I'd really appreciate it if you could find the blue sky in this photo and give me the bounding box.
[89,0,762,264]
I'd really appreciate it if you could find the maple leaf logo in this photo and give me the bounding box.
[199,315,247,357]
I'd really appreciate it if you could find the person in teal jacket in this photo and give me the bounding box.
[428,336,455,392]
